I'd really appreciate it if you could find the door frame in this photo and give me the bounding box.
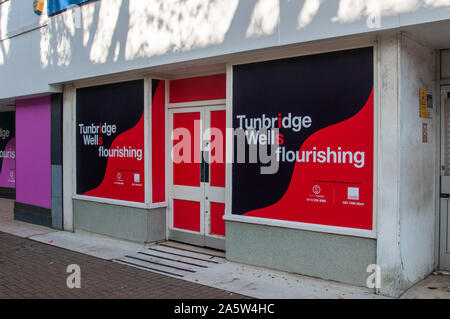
[168,106,205,244]
[167,104,226,250]
[439,84,450,271]
[204,105,227,249]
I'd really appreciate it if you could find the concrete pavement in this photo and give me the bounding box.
[0,231,247,299]
[400,271,450,299]
[0,198,449,299]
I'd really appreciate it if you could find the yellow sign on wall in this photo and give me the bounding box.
[420,89,428,118]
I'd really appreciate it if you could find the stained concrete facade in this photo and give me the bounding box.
[376,32,440,297]
[226,221,377,287]
[73,200,166,243]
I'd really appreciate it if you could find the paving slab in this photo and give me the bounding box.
[116,241,384,299]
[400,272,450,299]
[0,198,55,238]
[182,260,385,299]
[29,230,150,260]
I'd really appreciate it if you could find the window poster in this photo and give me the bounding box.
[0,112,15,189]
[76,80,145,203]
[232,47,374,230]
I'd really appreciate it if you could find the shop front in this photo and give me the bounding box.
[60,34,444,296]
[2,0,450,299]
[225,46,376,287]
[64,44,377,284]
[69,74,227,249]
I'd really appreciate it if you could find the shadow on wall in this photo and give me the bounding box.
[0,0,449,70]
[39,0,242,67]
[298,0,450,28]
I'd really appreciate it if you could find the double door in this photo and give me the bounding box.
[168,106,226,250]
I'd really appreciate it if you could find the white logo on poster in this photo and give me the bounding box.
[347,187,359,201]
[134,173,140,183]
[312,185,321,195]
[8,169,15,183]
[116,172,122,180]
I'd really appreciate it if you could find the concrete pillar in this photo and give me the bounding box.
[51,93,63,230]
[376,32,438,297]
[376,32,403,297]
[63,84,75,231]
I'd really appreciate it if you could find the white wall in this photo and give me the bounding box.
[376,32,439,298]
[0,0,46,39]
[0,0,450,100]
[398,34,437,291]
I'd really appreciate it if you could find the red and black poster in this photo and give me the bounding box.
[151,79,166,203]
[232,47,374,230]
[0,111,15,189]
[76,80,145,203]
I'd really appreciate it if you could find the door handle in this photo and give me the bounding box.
[200,151,210,183]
